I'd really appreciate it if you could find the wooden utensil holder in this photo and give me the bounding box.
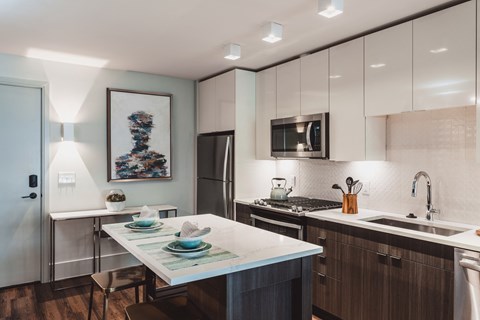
[342,194,358,214]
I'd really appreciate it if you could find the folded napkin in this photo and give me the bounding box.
[139,205,157,218]
[180,221,211,238]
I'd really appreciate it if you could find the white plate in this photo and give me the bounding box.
[162,243,212,258]
[124,221,163,232]
[166,241,208,253]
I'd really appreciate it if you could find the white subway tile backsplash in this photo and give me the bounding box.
[277,106,480,225]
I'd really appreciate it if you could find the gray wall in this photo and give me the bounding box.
[0,53,196,279]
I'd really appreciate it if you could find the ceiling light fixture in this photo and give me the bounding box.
[318,0,344,18]
[370,63,386,68]
[262,22,283,43]
[429,48,448,54]
[224,43,241,60]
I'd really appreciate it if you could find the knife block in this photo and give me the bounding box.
[342,194,358,214]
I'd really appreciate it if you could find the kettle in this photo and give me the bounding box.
[270,178,293,200]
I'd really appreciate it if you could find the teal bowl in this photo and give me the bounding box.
[174,232,203,249]
[132,214,156,227]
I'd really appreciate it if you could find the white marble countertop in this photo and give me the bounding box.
[307,208,480,252]
[50,204,177,220]
[102,214,322,285]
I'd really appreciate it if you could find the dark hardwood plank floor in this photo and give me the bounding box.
[0,276,323,320]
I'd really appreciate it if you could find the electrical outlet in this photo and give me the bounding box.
[290,175,297,187]
[362,180,370,196]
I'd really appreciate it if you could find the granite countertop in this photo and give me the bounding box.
[102,214,321,285]
[307,208,480,252]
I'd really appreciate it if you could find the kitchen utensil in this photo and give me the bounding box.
[342,194,358,214]
[332,184,345,195]
[352,179,359,188]
[346,177,354,193]
[353,182,363,194]
[270,178,293,200]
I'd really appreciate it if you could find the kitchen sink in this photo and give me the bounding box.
[362,217,469,237]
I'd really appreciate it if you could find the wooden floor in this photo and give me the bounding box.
[0,277,323,320]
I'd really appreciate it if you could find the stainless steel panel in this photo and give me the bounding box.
[455,248,480,320]
[271,113,324,125]
[197,178,233,219]
[197,135,233,181]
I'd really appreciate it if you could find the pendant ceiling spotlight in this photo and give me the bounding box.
[224,43,241,60]
[318,0,344,18]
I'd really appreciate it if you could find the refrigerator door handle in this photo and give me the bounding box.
[223,136,231,182]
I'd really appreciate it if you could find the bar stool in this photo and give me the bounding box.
[125,296,207,320]
[88,265,146,320]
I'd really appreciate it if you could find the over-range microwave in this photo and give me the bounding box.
[271,113,329,159]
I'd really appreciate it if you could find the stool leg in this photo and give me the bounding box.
[102,292,109,320]
[88,283,94,320]
[135,286,139,303]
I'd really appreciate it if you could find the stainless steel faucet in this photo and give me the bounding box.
[411,171,440,221]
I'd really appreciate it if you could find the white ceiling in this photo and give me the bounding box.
[0,0,461,80]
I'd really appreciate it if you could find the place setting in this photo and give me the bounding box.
[124,205,164,233]
[161,221,211,258]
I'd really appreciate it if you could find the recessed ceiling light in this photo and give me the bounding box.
[329,75,342,79]
[224,43,241,60]
[370,63,386,68]
[429,48,448,54]
[318,0,344,18]
[262,22,283,43]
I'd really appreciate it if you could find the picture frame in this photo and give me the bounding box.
[107,88,172,182]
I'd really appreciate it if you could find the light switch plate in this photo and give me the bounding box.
[58,172,76,185]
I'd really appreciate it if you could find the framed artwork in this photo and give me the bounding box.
[107,88,172,182]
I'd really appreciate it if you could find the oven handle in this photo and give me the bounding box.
[460,259,480,273]
[250,214,304,240]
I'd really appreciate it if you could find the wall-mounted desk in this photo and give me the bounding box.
[49,204,177,290]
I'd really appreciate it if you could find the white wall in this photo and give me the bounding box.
[277,106,480,225]
[0,53,196,279]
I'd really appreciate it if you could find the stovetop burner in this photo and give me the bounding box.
[253,196,342,213]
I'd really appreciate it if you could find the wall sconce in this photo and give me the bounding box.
[61,123,75,141]
[318,0,344,18]
[262,22,283,43]
[224,43,241,60]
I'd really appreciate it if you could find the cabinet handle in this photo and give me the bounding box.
[376,252,387,257]
[318,236,326,241]
[318,254,326,259]
[390,255,401,261]
[317,272,326,278]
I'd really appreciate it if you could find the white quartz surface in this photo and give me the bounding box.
[102,214,322,285]
[307,208,480,252]
[50,204,177,220]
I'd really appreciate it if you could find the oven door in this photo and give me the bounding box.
[250,214,304,240]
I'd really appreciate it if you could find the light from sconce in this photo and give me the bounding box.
[62,123,75,141]
[318,0,344,18]
[262,22,283,43]
[224,43,241,60]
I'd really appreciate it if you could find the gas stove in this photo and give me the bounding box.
[251,196,342,215]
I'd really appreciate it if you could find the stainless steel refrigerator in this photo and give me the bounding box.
[196,134,234,219]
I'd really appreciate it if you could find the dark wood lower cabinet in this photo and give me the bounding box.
[306,218,454,320]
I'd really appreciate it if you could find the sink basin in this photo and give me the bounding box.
[362,217,469,237]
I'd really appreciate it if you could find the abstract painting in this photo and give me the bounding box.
[107,88,172,182]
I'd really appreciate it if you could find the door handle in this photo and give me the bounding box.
[21,192,37,199]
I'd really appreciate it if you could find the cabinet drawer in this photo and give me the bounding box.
[307,223,341,279]
[388,234,454,271]
[235,203,252,226]
[312,272,342,319]
[337,224,389,253]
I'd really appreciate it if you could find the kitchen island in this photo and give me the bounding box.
[102,214,321,320]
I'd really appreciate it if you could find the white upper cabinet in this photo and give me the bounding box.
[413,1,476,110]
[197,70,235,134]
[256,67,276,160]
[215,71,235,132]
[198,77,216,134]
[330,38,386,161]
[276,59,301,118]
[300,50,329,115]
[329,38,367,161]
[365,22,413,116]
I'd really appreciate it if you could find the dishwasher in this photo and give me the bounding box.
[455,248,480,320]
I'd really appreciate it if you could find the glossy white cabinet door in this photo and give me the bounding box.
[276,59,301,118]
[413,1,476,110]
[198,77,216,134]
[365,22,413,116]
[256,67,276,160]
[329,38,366,161]
[300,50,329,115]
[216,70,236,132]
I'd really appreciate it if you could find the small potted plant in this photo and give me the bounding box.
[105,189,126,212]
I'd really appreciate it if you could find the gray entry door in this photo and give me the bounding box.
[0,83,42,287]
